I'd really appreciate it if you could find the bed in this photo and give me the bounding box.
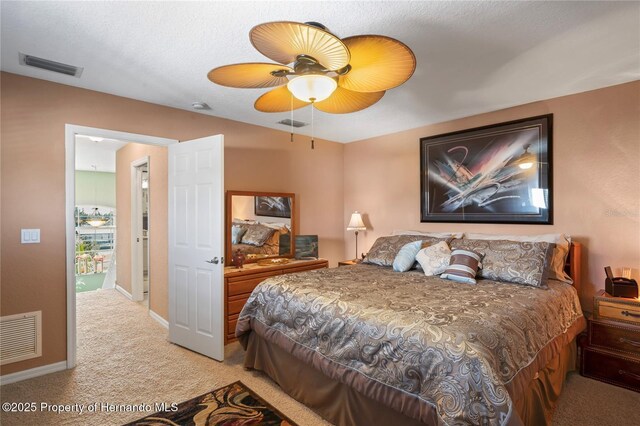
[231,221,291,257]
[236,240,585,426]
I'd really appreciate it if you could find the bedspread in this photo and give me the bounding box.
[236,264,585,425]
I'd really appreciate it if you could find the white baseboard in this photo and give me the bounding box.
[0,361,67,386]
[149,310,169,329]
[115,284,133,300]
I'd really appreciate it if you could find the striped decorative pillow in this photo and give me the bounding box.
[440,249,484,285]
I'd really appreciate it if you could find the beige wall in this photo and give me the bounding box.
[344,81,640,310]
[115,143,169,319]
[0,72,344,375]
[2,70,636,377]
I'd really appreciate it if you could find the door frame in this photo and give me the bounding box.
[131,156,149,302]
[65,124,178,369]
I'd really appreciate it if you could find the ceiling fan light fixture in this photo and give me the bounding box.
[209,20,416,116]
[287,75,337,103]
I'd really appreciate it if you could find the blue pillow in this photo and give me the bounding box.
[392,240,423,272]
[231,225,247,244]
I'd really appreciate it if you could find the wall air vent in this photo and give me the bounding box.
[19,53,83,78]
[277,119,308,128]
[1,311,42,365]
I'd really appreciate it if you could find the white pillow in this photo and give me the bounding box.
[463,232,572,284]
[415,241,452,276]
[392,230,463,239]
[233,218,256,225]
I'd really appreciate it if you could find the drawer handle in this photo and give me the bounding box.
[619,337,640,347]
[622,310,640,318]
[619,370,640,382]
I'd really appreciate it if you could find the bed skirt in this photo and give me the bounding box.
[241,332,577,426]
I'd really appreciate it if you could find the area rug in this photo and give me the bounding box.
[125,380,298,425]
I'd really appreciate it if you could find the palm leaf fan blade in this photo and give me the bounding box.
[207,63,292,88]
[339,35,416,93]
[254,86,310,113]
[250,21,350,70]
[314,87,385,114]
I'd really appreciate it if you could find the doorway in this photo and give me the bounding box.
[65,125,178,369]
[131,158,151,304]
[66,126,226,369]
[74,138,122,295]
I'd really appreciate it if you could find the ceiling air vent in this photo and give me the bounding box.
[19,53,83,78]
[278,119,308,128]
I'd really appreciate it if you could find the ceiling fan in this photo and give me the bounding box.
[207,21,416,115]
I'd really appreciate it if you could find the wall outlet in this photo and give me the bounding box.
[21,229,40,244]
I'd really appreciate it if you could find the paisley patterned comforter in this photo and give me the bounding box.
[236,264,585,425]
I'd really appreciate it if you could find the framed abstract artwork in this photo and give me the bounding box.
[420,114,553,224]
[254,196,292,218]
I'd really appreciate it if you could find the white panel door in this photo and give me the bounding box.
[168,135,224,361]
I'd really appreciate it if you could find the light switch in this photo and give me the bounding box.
[21,229,40,244]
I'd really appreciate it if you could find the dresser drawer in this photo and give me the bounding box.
[228,295,250,316]
[227,270,280,284]
[227,314,239,338]
[595,300,640,325]
[581,347,640,392]
[590,320,640,356]
[227,274,275,297]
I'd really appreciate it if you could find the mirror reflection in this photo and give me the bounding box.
[226,191,295,264]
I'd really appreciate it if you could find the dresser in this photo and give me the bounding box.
[224,258,329,343]
[580,290,640,392]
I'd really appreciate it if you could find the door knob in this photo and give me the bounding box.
[206,257,219,264]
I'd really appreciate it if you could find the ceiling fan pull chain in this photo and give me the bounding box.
[311,103,315,149]
[290,95,294,142]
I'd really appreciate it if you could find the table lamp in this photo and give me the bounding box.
[347,211,367,260]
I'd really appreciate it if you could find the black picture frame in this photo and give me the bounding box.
[254,196,292,218]
[420,114,553,224]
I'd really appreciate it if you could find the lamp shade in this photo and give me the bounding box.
[287,74,337,103]
[347,211,366,231]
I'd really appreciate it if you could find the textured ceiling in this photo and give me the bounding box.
[2,1,638,143]
[75,136,127,172]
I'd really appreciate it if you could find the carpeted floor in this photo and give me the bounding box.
[1,289,638,426]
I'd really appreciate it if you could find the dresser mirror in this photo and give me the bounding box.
[225,190,296,266]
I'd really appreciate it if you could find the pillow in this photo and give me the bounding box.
[261,222,290,231]
[231,224,247,244]
[441,249,484,285]
[393,240,423,272]
[392,230,464,239]
[241,224,275,246]
[363,235,451,267]
[415,241,452,276]
[450,239,555,288]
[463,232,572,284]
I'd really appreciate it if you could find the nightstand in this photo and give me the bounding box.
[580,291,640,392]
[338,259,359,266]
